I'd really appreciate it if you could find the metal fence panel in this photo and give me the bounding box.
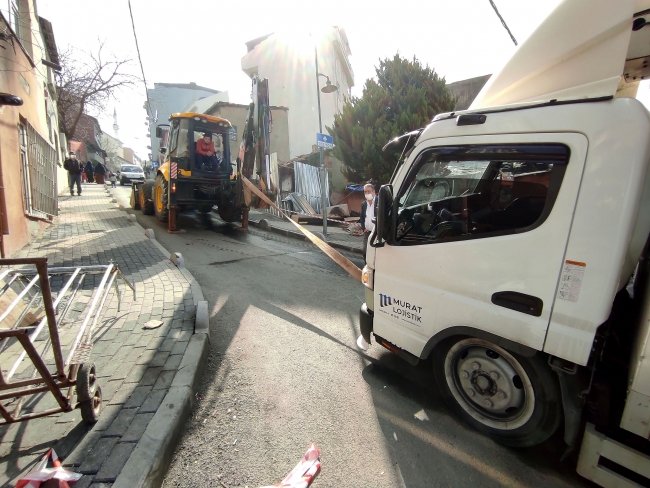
[24,123,58,217]
[294,161,329,214]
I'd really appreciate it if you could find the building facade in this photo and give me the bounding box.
[241,27,354,158]
[0,0,64,257]
[146,82,221,162]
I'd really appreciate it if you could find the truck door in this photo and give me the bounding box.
[373,133,587,357]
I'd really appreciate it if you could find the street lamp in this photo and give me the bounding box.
[313,43,338,236]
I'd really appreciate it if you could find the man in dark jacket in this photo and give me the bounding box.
[84,161,95,183]
[63,152,82,196]
[360,183,377,257]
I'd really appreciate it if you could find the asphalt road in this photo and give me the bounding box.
[112,186,591,488]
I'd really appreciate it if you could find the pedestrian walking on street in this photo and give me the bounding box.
[63,152,82,196]
[84,160,95,183]
[108,171,117,188]
[94,161,106,184]
[360,183,377,257]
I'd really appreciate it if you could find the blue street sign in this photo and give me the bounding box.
[317,133,333,149]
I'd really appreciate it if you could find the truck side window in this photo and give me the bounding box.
[394,144,568,244]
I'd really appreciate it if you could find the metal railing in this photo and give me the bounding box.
[22,122,58,218]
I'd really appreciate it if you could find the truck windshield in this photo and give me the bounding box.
[395,144,568,244]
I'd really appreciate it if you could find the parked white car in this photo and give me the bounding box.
[119,165,145,186]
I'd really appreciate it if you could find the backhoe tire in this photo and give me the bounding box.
[130,185,140,210]
[140,180,155,215]
[154,174,169,223]
[198,204,213,214]
[432,336,561,447]
[218,204,242,223]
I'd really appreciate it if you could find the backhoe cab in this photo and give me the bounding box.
[133,112,241,230]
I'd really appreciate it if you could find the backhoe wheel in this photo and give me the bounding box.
[198,204,213,214]
[154,174,169,223]
[77,363,102,424]
[130,185,140,210]
[432,337,561,447]
[218,204,242,223]
[140,180,155,215]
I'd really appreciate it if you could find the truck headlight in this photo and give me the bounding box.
[362,265,374,290]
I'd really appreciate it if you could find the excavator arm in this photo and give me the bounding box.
[236,76,276,213]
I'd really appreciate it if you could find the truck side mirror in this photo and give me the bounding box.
[159,147,166,154]
[371,184,393,248]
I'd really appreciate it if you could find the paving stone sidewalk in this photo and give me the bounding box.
[0,184,201,487]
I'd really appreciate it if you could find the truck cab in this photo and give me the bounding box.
[359,1,650,485]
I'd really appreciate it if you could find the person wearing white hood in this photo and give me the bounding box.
[359,183,377,257]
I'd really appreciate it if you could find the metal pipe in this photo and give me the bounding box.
[0,291,40,355]
[0,274,21,300]
[6,269,81,381]
[8,265,112,276]
[0,406,68,424]
[313,43,328,237]
[84,270,117,343]
[0,274,39,325]
[64,264,113,367]
[35,260,65,378]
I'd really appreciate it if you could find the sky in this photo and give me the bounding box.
[35,0,570,158]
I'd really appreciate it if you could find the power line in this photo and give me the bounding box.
[488,0,518,46]
[127,0,153,121]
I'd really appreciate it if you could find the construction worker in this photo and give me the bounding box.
[195,132,218,171]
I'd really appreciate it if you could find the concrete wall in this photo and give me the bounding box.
[241,27,354,158]
[448,74,491,111]
[147,83,221,161]
[206,102,290,165]
[0,2,63,256]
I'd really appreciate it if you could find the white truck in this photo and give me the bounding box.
[358,0,650,485]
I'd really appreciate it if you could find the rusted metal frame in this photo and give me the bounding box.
[0,403,13,422]
[64,264,113,367]
[13,332,70,411]
[34,259,65,378]
[0,406,68,425]
[5,269,82,382]
[0,375,71,392]
[0,273,40,325]
[0,380,74,401]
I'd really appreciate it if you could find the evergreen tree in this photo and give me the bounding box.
[328,54,455,184]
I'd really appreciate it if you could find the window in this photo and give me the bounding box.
[394,144,569,245]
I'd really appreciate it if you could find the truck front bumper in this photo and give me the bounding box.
[359,303,373,344]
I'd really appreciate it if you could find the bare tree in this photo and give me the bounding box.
[56,41,139,141]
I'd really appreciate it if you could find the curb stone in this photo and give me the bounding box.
[99,191,210,488]
[248,217,363,255]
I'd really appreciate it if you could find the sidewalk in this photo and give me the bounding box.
[0,184,208,487]
[248,210,363,254]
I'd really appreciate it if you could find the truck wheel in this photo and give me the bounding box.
[130,185,140,210]
[218,205,242,223]
[433,337,561,447]
[198,204,213,214]
[140,180,155,215]
[154,174,169,223]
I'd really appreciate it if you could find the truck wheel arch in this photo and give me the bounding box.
[419,326,538,360]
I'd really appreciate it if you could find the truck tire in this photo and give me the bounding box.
[433,336,561,447]
[154,174,168,223]
[218,204,242,223]
[140,180,155,215]
[130,185,140,210]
